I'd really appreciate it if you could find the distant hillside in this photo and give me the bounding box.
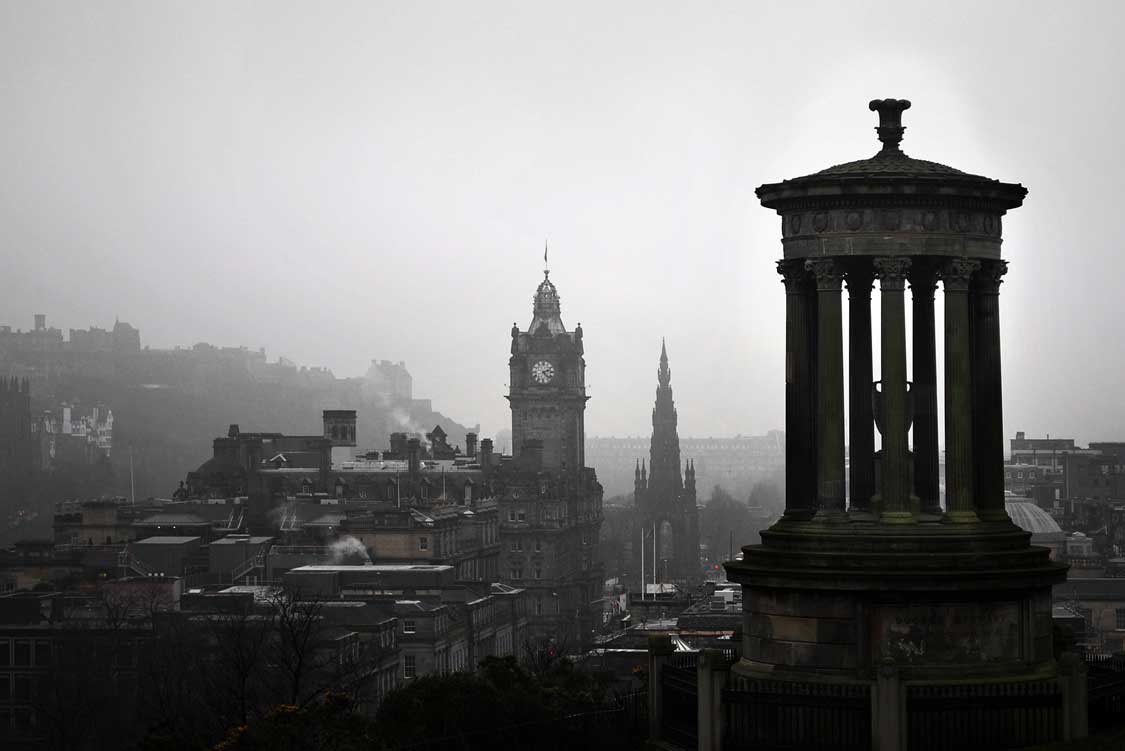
[4,343,474,500]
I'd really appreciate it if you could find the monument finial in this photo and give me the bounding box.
[868,98,912,154]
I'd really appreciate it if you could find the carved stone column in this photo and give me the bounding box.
[942,258,981,523]
[874,257,914,523]
[779,261,816,520]
[973,260,1009,522]
[910,262,941,517]
[846,261,876,517]
[806,258,846,520]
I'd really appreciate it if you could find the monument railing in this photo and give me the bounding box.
[904,679,1062,751]
[660,659,698,748]
[722,674,871,751]
[1084,651,1125,731]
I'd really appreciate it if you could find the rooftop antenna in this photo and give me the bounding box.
[129,446,136,506]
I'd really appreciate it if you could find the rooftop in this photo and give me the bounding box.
[1005,501,1064,537]
[133,536,202,545]
[289,564,453,573]
[212,536,273,546]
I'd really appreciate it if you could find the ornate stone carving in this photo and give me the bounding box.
[873,257,911,292]
[813,212,828,232]
[882,211,900,231]
[923,211,939,231]
[787,215,802,235]
[845,211,862,230]
[869,98,912,154]
[777,259,810,293]
[845,264,875,292]
[974,259,1008,294]
[940,258,981,292]
[805,258,843,291]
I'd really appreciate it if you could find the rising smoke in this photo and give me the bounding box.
[328,535,370,565]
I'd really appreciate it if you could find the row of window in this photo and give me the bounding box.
[0,641,49,668]
[509,539,544,553]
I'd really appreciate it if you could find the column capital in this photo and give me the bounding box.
[874,256,911,291]
[940,258,981,292]
[973,259,1008,294]
[805,258,843,291]
[845,261,875,293]
[776,259,810,293]
[908,261,939,294]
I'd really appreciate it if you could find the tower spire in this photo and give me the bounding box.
[658,338,671,387]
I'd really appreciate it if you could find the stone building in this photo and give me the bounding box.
[503,268,604,648]
[176,267,604,648]
[632,341,700,586]
[0,378,34,477]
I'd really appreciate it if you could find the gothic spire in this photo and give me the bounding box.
[658,338,671,387]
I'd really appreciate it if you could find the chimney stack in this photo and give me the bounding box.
[466,432,478,459]
[389,432,408,458]
[480,438,494,476]
[407,438,421,480]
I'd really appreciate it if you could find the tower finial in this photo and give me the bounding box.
[868,98,912,155]
[544,238,549,278]
[658,339,671,387]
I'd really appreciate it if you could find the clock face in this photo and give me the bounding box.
[531,360,555,384]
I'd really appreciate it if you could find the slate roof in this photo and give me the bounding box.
[812,150,977,179]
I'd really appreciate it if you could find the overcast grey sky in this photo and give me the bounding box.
[1,1,1123,443]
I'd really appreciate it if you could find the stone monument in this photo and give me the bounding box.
[722,99,1081,750]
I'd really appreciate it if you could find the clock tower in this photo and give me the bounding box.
[507,270,587,471]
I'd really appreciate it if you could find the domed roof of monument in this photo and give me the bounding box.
[756,98,1027,212]
[1005,500,1064,537]
[804,99,984,181]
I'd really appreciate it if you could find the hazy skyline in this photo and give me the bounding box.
[2,1,1124,443]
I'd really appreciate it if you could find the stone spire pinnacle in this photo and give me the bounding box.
[658,338,671,387]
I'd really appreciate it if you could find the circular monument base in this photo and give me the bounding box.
[725,518,1067,681]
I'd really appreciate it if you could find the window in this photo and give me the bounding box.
[404,655,416,679]
[534,539,542,552]
[13,674,30,702]
[33,641,50,667]
[510,567,523,580]
[517,509,526,522]
[535,598,543,616]
[508,509,516,522]
[0,640,9,667]
[419,537,429,551]
[1117,609,1125,631]
[13,641,29,667]
[403,620,416,634]
[534,567,542,580]
[510,540,523,552]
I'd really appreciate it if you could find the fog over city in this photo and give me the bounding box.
[1,0,1122,442]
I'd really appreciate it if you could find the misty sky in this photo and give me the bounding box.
[2,1,1124,444]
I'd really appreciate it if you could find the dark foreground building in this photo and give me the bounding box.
[711,101,1080,750]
